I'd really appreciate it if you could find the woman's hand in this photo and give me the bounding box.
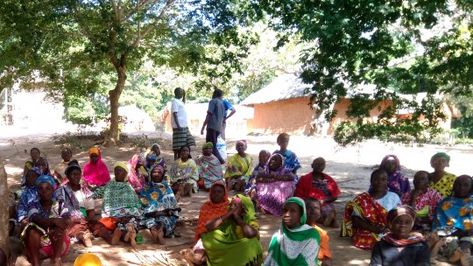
[372,224,387,234]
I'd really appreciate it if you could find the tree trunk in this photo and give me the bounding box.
[105,64,127,146]
[0,159,9,257]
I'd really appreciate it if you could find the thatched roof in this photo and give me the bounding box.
[240,74,311,106]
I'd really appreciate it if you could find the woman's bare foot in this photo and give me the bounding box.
[129,229,137,249]
[181,249,196,265]
[111,228,122,245]
[79,231,93,247]
[449,248,462,263]
[180,248,206,265]
[460,248,472,266]
[151,227,165,245]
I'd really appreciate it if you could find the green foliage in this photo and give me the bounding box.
[0,0,250,140]
[250,0,473,145]
[451,95,473,138]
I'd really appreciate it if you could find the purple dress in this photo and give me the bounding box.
[387,171,410,197]
[255,164,297,216]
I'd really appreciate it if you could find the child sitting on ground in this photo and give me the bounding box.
[53,147,73,184]
[273,133,301,175]
[370,205,430,266]
[245,150,271,201]
[305,198,333,266]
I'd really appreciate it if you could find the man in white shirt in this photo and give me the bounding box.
[171,87,195,159]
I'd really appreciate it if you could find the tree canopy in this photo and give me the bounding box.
[251,0,473,144]
[1,1,472,145]
[0,0,252,144]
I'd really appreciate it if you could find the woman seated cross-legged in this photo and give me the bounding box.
[139,164,181,244]
[295,157,341,227]
[170,146,199,199]
[341,169,400,250]
[195,142,223,190]
[92,162,142,248]
[22,175,71,266]
[200,194,263,265]
[255,154,297,216]
[54,162,96,247]
[401,170,442,232]
[224,140,253,192]
[431,175,473,265]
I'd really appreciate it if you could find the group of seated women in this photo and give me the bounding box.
[12,145,182,265]
[341,152,473,266]
[11,133,337,266]
[11,134,473,266]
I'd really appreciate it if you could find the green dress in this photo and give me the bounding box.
[202,194,263,266]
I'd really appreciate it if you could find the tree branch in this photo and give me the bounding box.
[131,0,175,48]
[123,0,158,22]
[71,4,97,45]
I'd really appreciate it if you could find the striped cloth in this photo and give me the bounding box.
[172,127,195,150]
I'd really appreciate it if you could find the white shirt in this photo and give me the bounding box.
[73,189,95,210]
[376,191,400,212]
[171,98,188,128]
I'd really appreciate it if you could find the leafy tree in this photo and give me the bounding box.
[250,0,473,144]
[0,0,248,144]
[451,95,473,138]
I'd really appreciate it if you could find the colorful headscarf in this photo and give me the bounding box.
[24,161,34,170]
[35,174,57,188]
[149,164,166,183]
[285,197,307,225]
[83,148,111,186]
[387,205,416,227]
[203,142,214,149]
[151,143,160,151]
[114,161,129,181]
[89,147,100,156]
[195,180,229,240]
[431,152,450,164]
[268,153,285,171]
[383,205,424,247]
[265,197,320,266]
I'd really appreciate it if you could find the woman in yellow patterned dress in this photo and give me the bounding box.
[429,152,456,197]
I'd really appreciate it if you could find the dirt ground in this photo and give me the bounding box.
[1,131,472,266]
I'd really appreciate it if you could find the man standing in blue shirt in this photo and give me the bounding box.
[201,88,226,164]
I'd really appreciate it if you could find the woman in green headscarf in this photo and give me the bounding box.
[195,142,224,190]
[201,194,263,266]
[264,197,321,266]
